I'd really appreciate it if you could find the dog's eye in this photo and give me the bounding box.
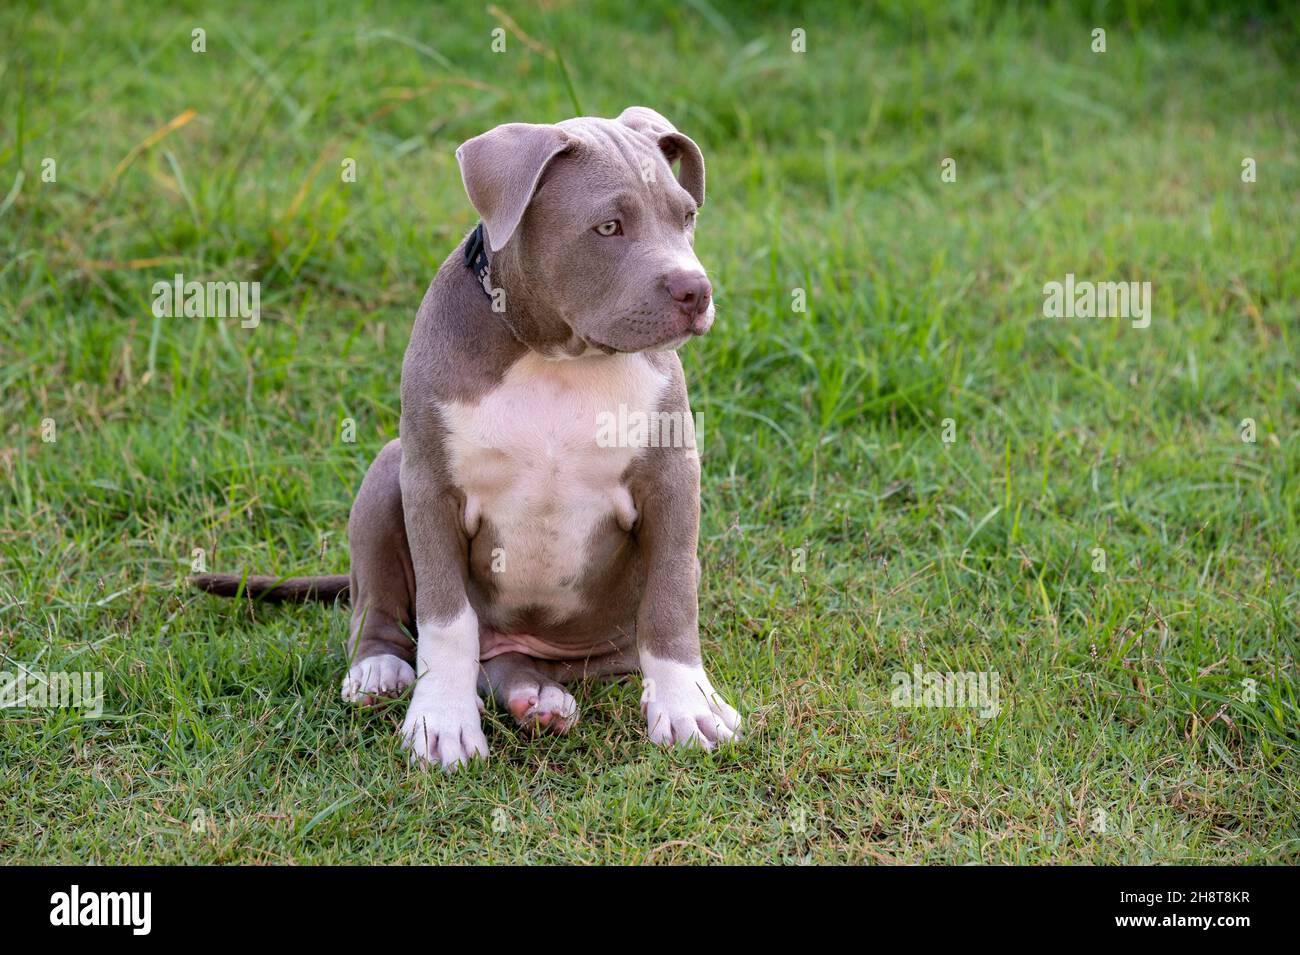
[685,210,696,227]
[594,220,622,237]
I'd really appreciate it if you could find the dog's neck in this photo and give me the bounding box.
[470,235,601,360]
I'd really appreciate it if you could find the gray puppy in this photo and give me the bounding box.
[195,107,740,770]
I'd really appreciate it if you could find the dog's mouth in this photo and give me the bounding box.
[584,305,714,354]
[583,331,692,354]
[646,333,692,352]
[580,335,623,355]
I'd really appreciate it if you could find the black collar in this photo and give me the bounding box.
[464,222,493,299]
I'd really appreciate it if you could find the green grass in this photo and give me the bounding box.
[2,0,1298,864]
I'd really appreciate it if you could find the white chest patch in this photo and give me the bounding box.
[440,351,669,620]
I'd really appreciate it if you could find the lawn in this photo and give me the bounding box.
[1,0,1297,864]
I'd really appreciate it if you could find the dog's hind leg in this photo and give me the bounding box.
[479,654,579,735]
[341,439,418,705]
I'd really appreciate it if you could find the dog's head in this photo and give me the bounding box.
[455,107,712,356]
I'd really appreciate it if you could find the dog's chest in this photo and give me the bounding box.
[441,353,667,616]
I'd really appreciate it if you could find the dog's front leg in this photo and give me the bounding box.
[397,453,488,771]
[635,453,741,750]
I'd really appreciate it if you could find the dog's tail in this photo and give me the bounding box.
[190,573,351,605]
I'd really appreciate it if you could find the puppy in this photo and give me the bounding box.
[194,107,740,770]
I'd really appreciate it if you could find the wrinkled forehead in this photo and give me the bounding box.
[538,117,690,215]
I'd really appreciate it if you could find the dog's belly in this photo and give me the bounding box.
[440,352,667,650]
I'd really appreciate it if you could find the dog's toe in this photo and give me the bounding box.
[401,699,489,772]
[505,677,578,735]
[640,663,741,751]
[341,653,415,705]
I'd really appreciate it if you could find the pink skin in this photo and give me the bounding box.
[507,693,575,735]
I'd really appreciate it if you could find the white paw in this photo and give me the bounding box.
[341,653,415,704]
[401,696,489,771]
[641,658,741,750]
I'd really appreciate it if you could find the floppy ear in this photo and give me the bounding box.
[617,106,706,207]
[455,123,572,252]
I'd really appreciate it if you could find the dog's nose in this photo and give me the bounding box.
[666,270,712,316]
